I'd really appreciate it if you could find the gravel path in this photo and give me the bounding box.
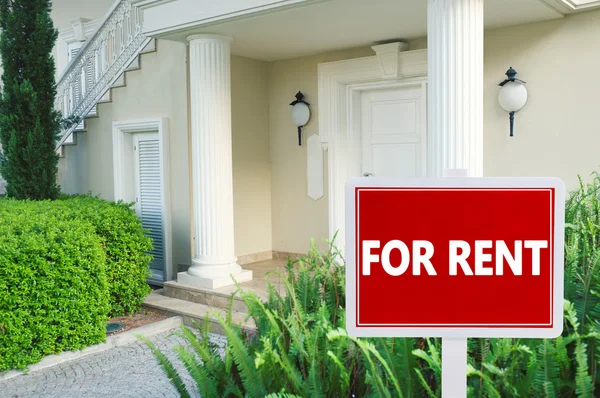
[0,329,225,398]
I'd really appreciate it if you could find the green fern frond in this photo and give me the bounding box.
[174,344,221,398]
[414,368,437,398]
[216,315,267,397]
[574,339,594,397]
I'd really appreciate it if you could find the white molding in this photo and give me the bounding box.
[112,118,173,282]
[58,18,103,44]
[317,49,428,249]
[307,133,324,200]
[540,0,600,13]
[133,0,328,38]
[371,42,409,79]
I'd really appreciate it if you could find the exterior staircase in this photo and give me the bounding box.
[142,259,290,334]
[55,0,155,153]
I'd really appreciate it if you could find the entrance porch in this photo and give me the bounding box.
[135,0,495,293]
[127,0,600,307]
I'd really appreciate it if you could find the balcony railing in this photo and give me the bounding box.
[55,0,150,148]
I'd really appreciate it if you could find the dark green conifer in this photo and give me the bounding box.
[0,0,60,199]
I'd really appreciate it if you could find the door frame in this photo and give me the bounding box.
[318,48,428,251]
[112,117,172,283]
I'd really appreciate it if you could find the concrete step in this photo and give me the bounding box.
[125,56,140,72]
[143,290,255,334]
[97,90,112,104]
[62,131,77,145]
[111,72,126,89]
[140,38,156,55]
[163,281,248,313]
[86,106,99,118]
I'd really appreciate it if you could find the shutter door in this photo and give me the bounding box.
[134,134,165,280]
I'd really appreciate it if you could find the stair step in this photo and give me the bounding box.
[163,281,248,313]
[111,73,126,89]
[97,90,112,104]
[143,290,255,334]
[140,38,156,55]
[125,56,140,72]
[63,131,77,144]
[87,105,98,118]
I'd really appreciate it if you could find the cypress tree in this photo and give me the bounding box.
[0,0,60,200]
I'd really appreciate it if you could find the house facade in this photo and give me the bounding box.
[52,0,600,290]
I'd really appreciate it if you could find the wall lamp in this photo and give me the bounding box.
[290,91,310,146]
[498,67,528,137]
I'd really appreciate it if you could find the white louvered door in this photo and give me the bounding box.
[133,132,165,281]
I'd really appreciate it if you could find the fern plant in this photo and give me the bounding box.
[146,172,600,397]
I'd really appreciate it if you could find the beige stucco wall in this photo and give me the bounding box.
[483,10,600,188]
[231,56,273,256]
[268,47,374,254]
[57,42,273,267]
[58,40,191,269]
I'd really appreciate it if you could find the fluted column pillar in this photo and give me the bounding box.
[178,34,252,289]
[427,0,484,177]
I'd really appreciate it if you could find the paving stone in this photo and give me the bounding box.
[0,329,226,398]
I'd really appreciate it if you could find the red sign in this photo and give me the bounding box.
[345,177,565,338]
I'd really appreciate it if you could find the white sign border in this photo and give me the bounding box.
[345,176,565,338]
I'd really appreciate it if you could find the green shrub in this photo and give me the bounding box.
[149,173,600,397]
[0,199,109,372]
[55,195,153,316]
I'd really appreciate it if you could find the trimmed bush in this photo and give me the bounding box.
[0,200,109,372]
[55,195,153,317]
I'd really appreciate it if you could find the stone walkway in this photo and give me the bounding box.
[0,329,225,398]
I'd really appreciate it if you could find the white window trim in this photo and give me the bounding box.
[112,118,173,282]
[317,48,428,252]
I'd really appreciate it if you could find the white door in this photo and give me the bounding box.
[133,132,165,282]
[361,85,426,178]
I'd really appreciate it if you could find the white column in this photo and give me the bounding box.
[427,0,484,177]
[178,34,252,289]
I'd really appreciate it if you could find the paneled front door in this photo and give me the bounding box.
[361,85,426,178]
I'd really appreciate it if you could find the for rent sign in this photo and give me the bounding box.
[345,177,565,338]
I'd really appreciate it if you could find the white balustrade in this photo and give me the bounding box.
[55,0,149,147]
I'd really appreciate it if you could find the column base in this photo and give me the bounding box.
[177,269,253,290]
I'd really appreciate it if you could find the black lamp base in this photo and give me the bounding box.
[509,111,515,137]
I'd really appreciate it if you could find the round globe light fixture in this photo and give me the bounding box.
[498,67,528,137]
[290,91,310,146]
